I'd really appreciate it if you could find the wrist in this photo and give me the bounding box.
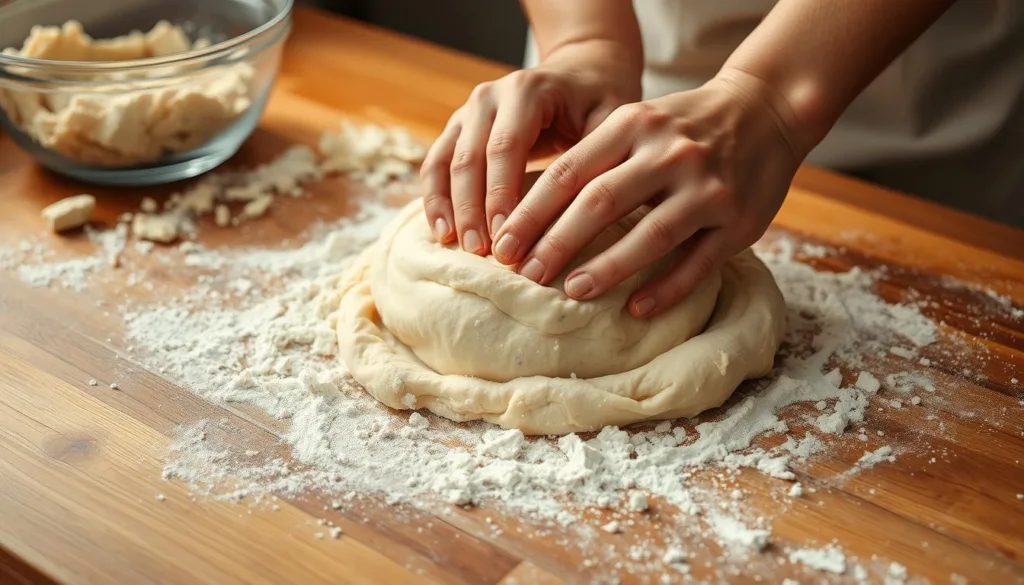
[542,39,644,103]
[712,65,830,160]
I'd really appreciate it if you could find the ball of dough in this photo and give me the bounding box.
[372,202,721,383]
[337,201,786,435]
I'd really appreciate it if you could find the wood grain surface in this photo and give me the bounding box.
[1,6,1023,585]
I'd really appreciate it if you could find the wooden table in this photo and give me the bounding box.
[2,6,1023,585]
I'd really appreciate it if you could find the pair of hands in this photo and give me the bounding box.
[420,52,802,318]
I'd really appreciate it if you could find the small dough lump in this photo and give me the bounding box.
[337,197,786,435]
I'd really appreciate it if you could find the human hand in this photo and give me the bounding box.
[419,45,641,255]
[490,69,805,318]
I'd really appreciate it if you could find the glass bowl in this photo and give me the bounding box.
[0,0,292,186]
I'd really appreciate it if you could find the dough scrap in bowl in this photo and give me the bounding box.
[336,200,786,435]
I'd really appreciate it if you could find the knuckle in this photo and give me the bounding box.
[641,108,673,130]
[644,216,676,251]
[486,183,516,206]
[486,130,520,157]
[690,252,718,283]
[450,149,479,174]
[661,140,703,166]
[610,104,642,126]
[659,281,690,307]
[512,202,542,233]
[704,182,739,218]
[453,195,481,218]
[468,82,492,104]
[421,189,448,206]
[419,152,447,179]
[594,255,626,287]
[578,181,618,221]
[504,69,541,91]
[544,158,579,193]
[539,233,570,260]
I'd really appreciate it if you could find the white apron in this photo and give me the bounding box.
[525,1,1024,227]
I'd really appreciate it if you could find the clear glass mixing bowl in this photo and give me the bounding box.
[0,0,292,185]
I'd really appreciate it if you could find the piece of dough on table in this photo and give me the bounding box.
[336,176,786,435]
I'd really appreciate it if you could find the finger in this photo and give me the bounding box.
[520,156,667,290]
[564,189,711,300]
[450,88,496,255]
[493,117,634,269]
[485,92,542,239]
[582,99,621,137]
[628,228,731,318]
[420,115,462,244]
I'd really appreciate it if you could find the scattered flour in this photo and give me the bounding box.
[112,225,943,577]
[788,544,847,574]
[1,127,975,583]
[706,513,770,551]
[886,561,909,585]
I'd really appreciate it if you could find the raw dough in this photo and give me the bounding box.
[41,194,95,232]
[0,21,253,167]
[336,194,786,435]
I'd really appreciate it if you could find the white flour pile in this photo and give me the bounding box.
[121,205,942,581]
[2,124,1020,583]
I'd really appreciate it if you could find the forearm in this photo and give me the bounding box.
[521,0,643,81]
[721,0,957,156]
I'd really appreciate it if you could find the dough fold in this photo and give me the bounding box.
[337,199,786,435]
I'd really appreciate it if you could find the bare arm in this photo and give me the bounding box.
[722,0,958,156]
[521,0,643,93]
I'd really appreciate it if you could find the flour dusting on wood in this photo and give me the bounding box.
[1,122,1021,584]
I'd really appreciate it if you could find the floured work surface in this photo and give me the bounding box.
[1,7,1024,585]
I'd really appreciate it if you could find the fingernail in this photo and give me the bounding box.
[463,229,484,254]
[633,297,657,317]
[433,218,450,241]
[491,214,506,237]
[519,258,545,283]
[493,233,519,262]
[565,273,594,298]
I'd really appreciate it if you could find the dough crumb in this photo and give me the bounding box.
[132,213,180,243]
[215,204,231,227]
[889,346,915,359]
[134,240,155,255]
[109,382,120,390]
[627,491,648,512]
[661,547,687,565]
[600,521,620,534]
[672,427,687,443]
[788,482,803,497]
[87,379,98,386]
[41,194,95,232]
[155,493,166,501]
[408,412,429,429]
[855,372,881,393]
